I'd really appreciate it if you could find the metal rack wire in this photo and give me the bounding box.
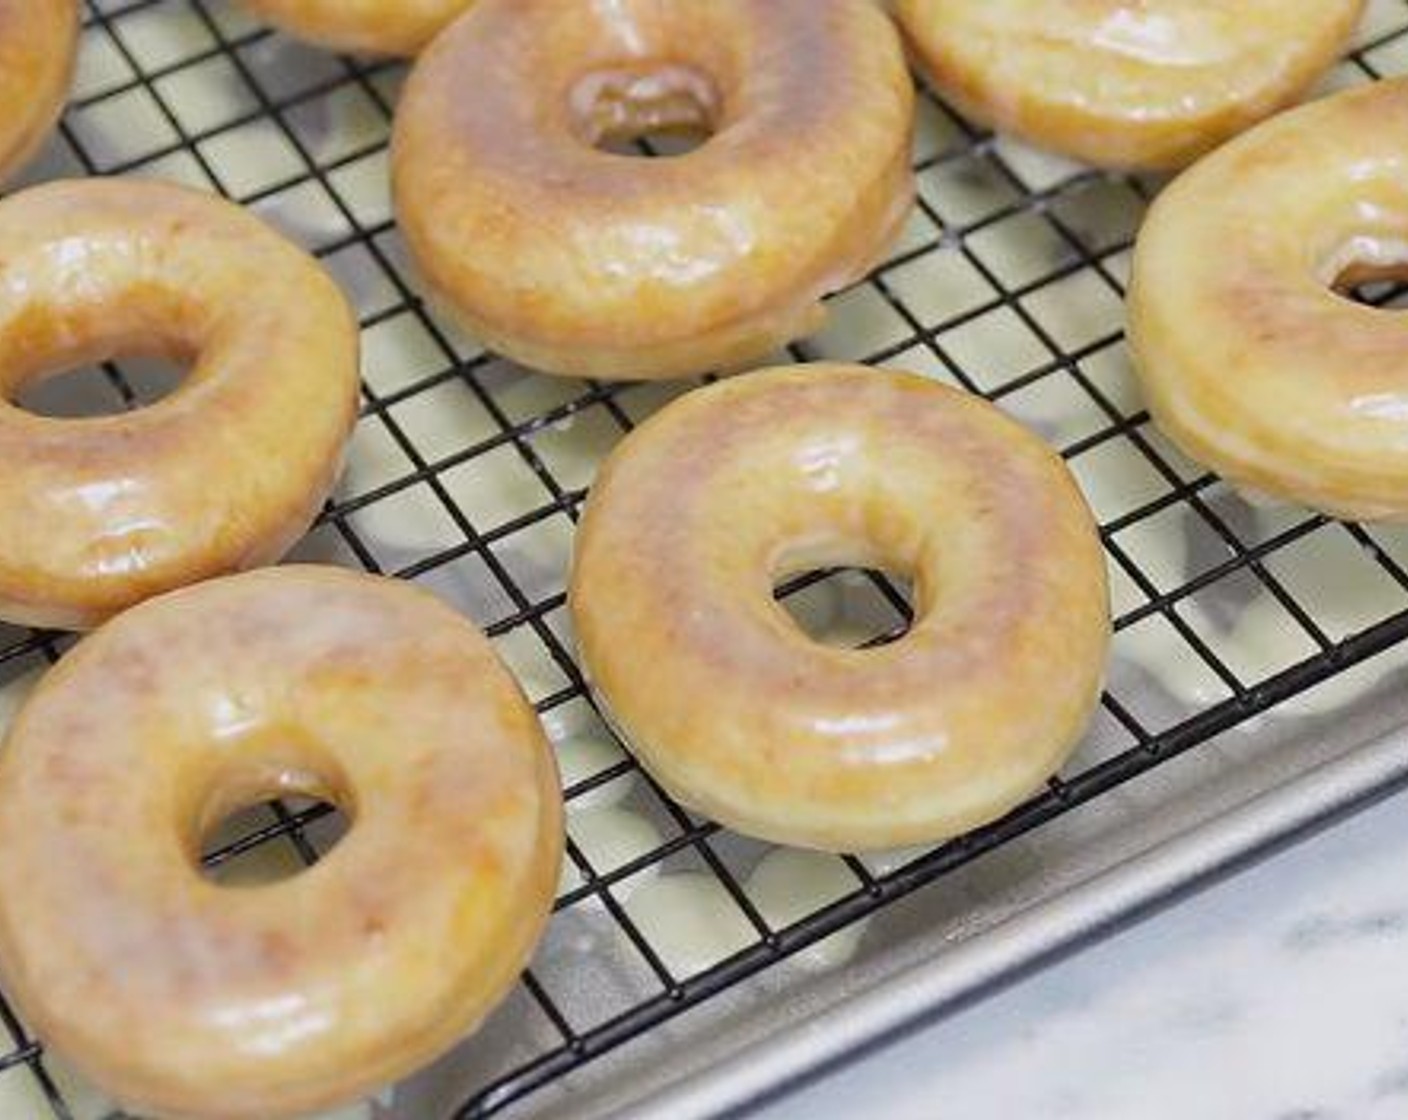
[4,1,1408,1117]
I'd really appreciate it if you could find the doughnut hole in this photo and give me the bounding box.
[200,797,352,887]
[0,280,201,418]
[1321,234,1408,311]
[15,355,187,418]
[569,63,722,156]
[191,727,356,888]
[773,563,915,650]
[726,424,963,659]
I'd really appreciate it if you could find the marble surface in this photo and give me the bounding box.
[759,784,1408,1120]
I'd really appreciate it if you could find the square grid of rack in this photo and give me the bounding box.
[4,2,1408,1117]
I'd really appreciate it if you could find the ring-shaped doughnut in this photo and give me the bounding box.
[0,566,563,1120]
[1130,79,1408,520]
[570,364,1110,851]
[0,178,359,630]
[896,0,1364,170]
[392,0,915,380]
[0,0,79,180]
[239,0,471,57]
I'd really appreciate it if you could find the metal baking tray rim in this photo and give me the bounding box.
[617,722,1408,1119]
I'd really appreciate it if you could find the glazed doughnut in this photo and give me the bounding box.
[392,0,915,380]
[0,0,79,180]
[570,364,1109,851]
[0,178,359,630]
[238,0,471,57]
[1130,79,1408,521]
[0,566,563,1120]
[895,0,1364,170]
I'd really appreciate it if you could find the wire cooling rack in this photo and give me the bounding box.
[6,1,1408,1117]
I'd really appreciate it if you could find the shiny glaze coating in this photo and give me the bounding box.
[0,179,359,630]
[392,0,914,380]
[0,567,564,1120]
[0,0,78,180]
[570,364,1109,851]
[896,0,1363,170]
[238,0,471,57]
[1130,80,1408,520]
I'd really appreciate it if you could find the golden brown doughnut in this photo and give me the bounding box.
[0,178,359,630]
[0,566,563,1120]
[571,364,1110,851]
[392,0,915,380]
[0,0,78,181]
[896,0,1364,170]
[1131,79,1408,520]
[238,0,471,57]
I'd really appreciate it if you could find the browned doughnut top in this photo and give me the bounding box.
[0,179,359,629]
[898,0,1363,170]
[0,0,78,179]
[239,0,471,57]
[0,567,563,1119]
[572,365,1110,850]
[393,0,915,379]
[1131,79,1408,519]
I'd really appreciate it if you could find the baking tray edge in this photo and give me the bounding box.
[611,725,1408,1119]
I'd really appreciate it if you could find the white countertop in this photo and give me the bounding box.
[758,784,1408,1120]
